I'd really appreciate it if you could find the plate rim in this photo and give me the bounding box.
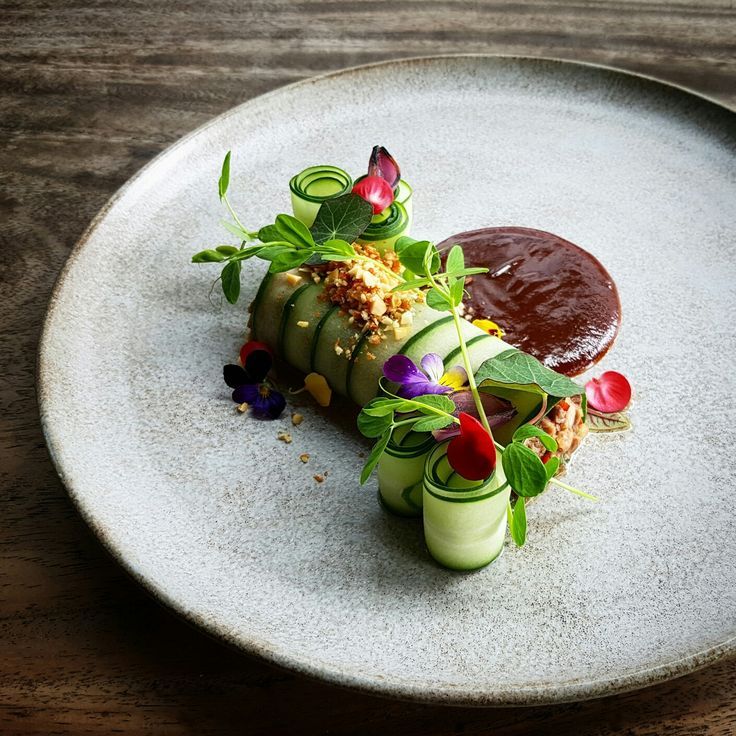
[36,53,736,707]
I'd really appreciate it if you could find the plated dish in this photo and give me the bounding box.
[38,56,736,705]
[194,146,633,569]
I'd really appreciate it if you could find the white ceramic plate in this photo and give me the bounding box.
[39,56,736,706]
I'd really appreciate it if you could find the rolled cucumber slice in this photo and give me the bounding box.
[423,440,510,571]
[290,165,352,227]
[356,201,410,253]
[377,424,435,517]
[395,179,413,221]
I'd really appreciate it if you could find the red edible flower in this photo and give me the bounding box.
[447,413,497,481]
[367,145,401,188]
[352,175,394,215]
[585,371,632,413]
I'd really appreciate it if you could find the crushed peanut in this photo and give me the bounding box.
[236,402,249,413]
[313,474,325,483]
[299,453,310,463]
[296,320,309,328]
[277,431,292,444]
[286,272,303,286]
[291,413,304,426]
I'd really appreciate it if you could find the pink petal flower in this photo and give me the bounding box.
[447,413,496,481]
[585,371,632,413]
[352,175,394,214]
[367,145,401,188]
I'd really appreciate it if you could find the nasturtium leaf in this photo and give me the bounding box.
[357,403,394,437]
[310,193,373,244]
[221,260,241,304]
[215,245,239,257]
[426,287,451,311]
[192,249,226,263]
[446,244,465,274]
[586,410,632,433]
[360,428,392,484]
[475,349,583,398]
[501,441,548,497]
[218,151,231,200]
[512,424,558,453]
[275,214,315,248]
[509,497,527,547]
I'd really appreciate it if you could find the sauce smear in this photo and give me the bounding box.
[437,227,621,376]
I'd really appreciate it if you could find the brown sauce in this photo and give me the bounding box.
[437,227,621,376]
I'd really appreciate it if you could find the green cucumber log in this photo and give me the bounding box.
[289,165,353,228]
[377,424,435,517]
[250,269,541,445]
[422,440,510,571]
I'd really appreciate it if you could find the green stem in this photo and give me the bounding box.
[353,255,405,284]
[549,477,599,501]
[223,194,256,239]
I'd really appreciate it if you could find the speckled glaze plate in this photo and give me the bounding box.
[38,56,736,706]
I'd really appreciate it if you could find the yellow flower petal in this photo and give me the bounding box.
[472,318,505,338]
[439,366,468,390]
[304,372,332,407]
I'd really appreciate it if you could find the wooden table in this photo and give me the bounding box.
[2,2,735,733]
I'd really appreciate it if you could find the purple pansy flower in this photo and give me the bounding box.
[383,353,467,399]
[223,342,286,420]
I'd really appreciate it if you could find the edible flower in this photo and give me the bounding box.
[223,341,286,420]
[447,413,497,481]
[585,371,632,413]
[352,175,394,215]
[472,318,505,339]
[367,145,401,188]
[383,353,467,399]
[303,372,332,407]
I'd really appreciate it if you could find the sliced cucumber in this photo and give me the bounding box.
[377,424,435,517]
[279,283,332,374]
[356,201,410,253]
[422,440,510,571]
[290,165,352,227]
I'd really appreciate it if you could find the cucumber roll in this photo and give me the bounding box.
[356,201,411,253]
[423,440,510,571]
[377,424,435,517]
[290,165,352,227]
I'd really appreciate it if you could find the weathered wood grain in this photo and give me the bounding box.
[1,1,735,733]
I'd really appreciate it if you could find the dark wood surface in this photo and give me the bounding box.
[2,2,736,733]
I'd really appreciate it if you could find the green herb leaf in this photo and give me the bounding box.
[446,244,465,274]
[192,249,226,263]
[411,415,453,432]
[395,238,440,276]
[391,277,431,292]
[544,456,560,480]
[218,151,231,201]
[358,402,395,437]
[275,214,316,248]
[411,394,456,414]
[360,398,404,418]
[437,266,488,278]
[512,424,558,453]
[215,245,239,257]
[475,349,583,398]
[221,260,241,304]
[310,193,373,244]
[267,250,312,273]
[587,410,632,433]
[258,224,282,243]
[360,428,392,484]
[501,441,548,497]
[221,219,253,241]
[426,287,451,311]
[317,239,356,257]
[449,277,465,307]
[508,497,527,547]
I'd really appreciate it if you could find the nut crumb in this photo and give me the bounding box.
[299,453,310,463]
[291,413,304,426]
[236,402,249,413]
[277,431,292,444]
[286,272,303,286]
[296,320,309,328]
[313,474,325,483]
